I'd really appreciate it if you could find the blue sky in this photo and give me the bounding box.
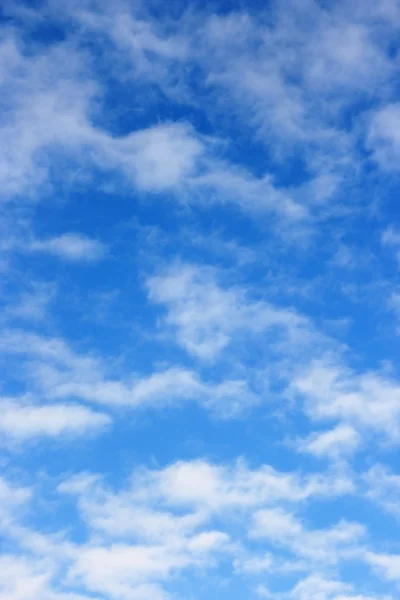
[1,0,400,598]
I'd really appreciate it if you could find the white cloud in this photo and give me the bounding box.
[289,574,352,600]
[4,283,55,322]
[335,596,391,600]
[29,233,106,262]
[285,572,390,600]
[58,473,207,544]
[53,458,355,597]
[0,554,95,600]
[2,20,292,224]
[250,508,365,565]
[146,262,313,359]
[0,456,367,600]
[233,553,272,574]
[65,533,227,600]
[382,227,400,247]
[298,424,360,459]
[250,506,302,539]
[58,458,353,541]
[186,530,230,553]
[0,28,204,204]
[364,464,400,518]
[388,292,400,331]
[0,328,257,416]
[0,0,398,241]
[69,1,189,90]
[0,27,307,225]
[0,0,377,229]
[364,551,400,582]
[199,5,383,194]
[130,459,353,512]
[106,123,205,192]
[67,543,190,597]
[57,465,233,598]
[0,398,110,443]
[192,165,308,221]
[0,32,97,199]
[255,584,274,598]
[0,476,31,527]
[368,103,400,169]
[291,359,400,442]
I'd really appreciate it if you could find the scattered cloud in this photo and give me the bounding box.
[291,359,400,443]
[146,262,313,360]
[4,283,55,322]
[251,507,365,565]
[0,328,257,417]
[364,464,400,518]
[0,397,111,444]
[233,553,272,574]
[368,104,400,170]
[297,424,361,459]
[364,551,400,582]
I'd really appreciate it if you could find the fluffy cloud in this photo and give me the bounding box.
[250,508,365,564]
[0,398,110,443]
[291,359,400,443]
[4,283,55,322]
[364,552,400,582]
[0,328,257,416]
[297,424,361,459]
[29,233,106,262]
[368,103,400,170]
[147,262,313,359]
[44,459,355,597]
[364,464,400,518]
[0,457,386,600]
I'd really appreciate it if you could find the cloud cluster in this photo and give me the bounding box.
[0,459,360,600]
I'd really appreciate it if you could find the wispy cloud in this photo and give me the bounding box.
[146,261,313,360]
[291,358,400,444]
[29,233,106,262]
[0,328,257,417]
[4,282,55,322]
[297,424,361,459]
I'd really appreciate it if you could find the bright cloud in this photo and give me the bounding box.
[297,424,361,459]
[146,262,312,359]
[0,398,110,443]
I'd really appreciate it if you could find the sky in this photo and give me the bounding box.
[1,0,400,598]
